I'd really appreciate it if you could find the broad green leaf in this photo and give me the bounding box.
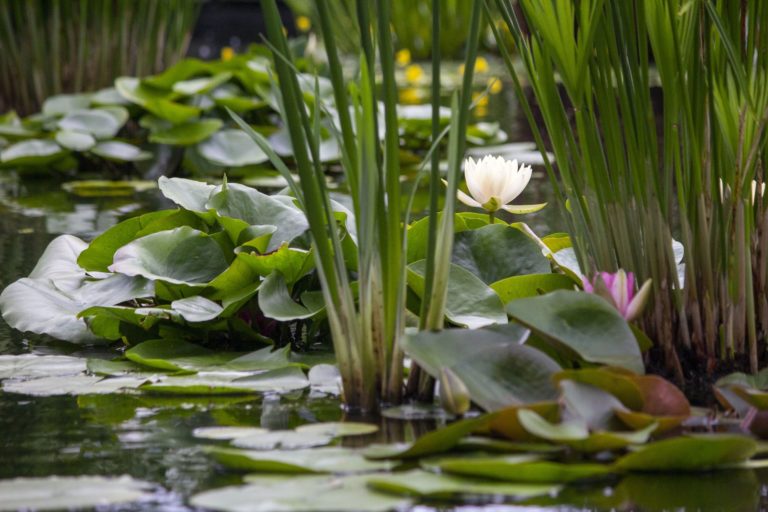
[491,273,575,303]
[191,474,410,512]
[0,475,152,511]
[116,76,200,123]
[54,130,96,151]
[231,431,333,450]
[198,129,269,167]
[0,354,86,380]
[408,261,507,328]
[402,324,559,410]
[553,368,645,410]
[238,244,314,284]
[2,373,149,396]
[62,180,156,197]
[193,426,269,440]
[259,271,322,321]
[295,422,379,437]
[614,434,758,472]
[1,139,67,166]
[57,108,126,139]
[157,176,217,211]
[170,296,223,322]
[406,213,470,263]
[452,224,550,284]
[363,416,488,460]
[90,141,152,162]
[148,119,223,145]
[143,58,214,89]
[42,93,92,115]
[517,409,589,441]
[109,226,230,285]
[78,209,202,272]
[141,366,309,395]
[210,446,394,474]
[559,380,626,431]
[507,290,644,373]
[173,72,233,96]
[432,456,612,483]
[367,469,559,500]
[126,339,235,372]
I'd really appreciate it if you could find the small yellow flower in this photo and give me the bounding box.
[221,46,235,62]
[399,87,423,105]
[404,64,424,84]
[296,15,311,32]
[396,48,411,67]
[488,77,503,94]
[475,56,489,73]
[472,92,489,107]
[458,63,465,75]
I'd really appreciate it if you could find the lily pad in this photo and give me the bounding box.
[193,426,269,440]
[0,475,153,511]
[367,469,559,500]
[125,339,235,372]
[432,456,612,483]
[231,430,334,450]
[149,119,223,145]
[2,374,150,396]
[210,446,394,474]
[1,139,67,166]
[198,129,269,167]
[90,141,152,162]
[507,290,644,373]
[491,273,575,303]
[57,108,126,139]
[295,422,379,437]
[141,367,309,395]
[61,180,156,197]
[42,93,92,115]
[110,226,230,285]
[0,354,86,380]
[191,475,410,512]
[55,130,96,151]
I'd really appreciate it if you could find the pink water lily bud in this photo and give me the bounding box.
[455,155,547,214]
[582,269,652,321]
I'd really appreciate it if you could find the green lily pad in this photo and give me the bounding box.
[507,290,644,373]
[295,422,379,437]
[491,273,575,303]
[171,296,224,322]
[141,367,309,395]
[433,456,612,483]
[125,339,235,372]
[116,76,201,124]
[191,475,410,512]
[259,271,323,321]
[0,354,86,380]
[452,224,550,284]
[0,475,153,511]
[157,176,216,212]
[614,434,758,472]
[54,130,96,151]
[402,325,560,411]
[2,374,149,396]
[61,180,156,197]
[173,72,233,96]
[210,446,394,474]
[109,226,230,285]
[57,108,126,139]
[148,119,223,145]
[42,93,92,115]
[193,426,269,440]
[198,129,269,167]
[231,430,334,450]
[367,469,559,500]
[1,139,67,166]
[90,141,152,162]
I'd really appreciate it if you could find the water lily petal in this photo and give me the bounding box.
[457,188,483,208]
[625,278,652,322]
[501,202,547,214]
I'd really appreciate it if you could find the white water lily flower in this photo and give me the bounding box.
[456,155,546,214]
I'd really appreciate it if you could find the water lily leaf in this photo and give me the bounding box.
[158,176,217,211]
[193,426,269,440]
[491,273,575,303]
[367,469,559,500]
[149,119,223,145]
[559,380,626,431]
[269,127,341,162]
[0,475,153,511]
[191,474,410,512]
[61,180,156,198]
[226,346,295,372]
[1,236,153,343]
[57,108,126,139]
[173,72,233,96]
[116,76,200,123]
[42,93,92,115]
[307,364,342,395]
[259,271,322,321]
[90,141,152,162]
[54,130,96,151]
[456,436,563,454]
[433,456,613,483]
[232,430,334,450]
[406,214,471,263]
[210,446,394,474]
[507,290,644,373]
[141,367,309,395]
[86,358,153,376]
[237,244,314,284]
[295,422,379,437]
[171,296,223,322]
[402,325,560,411]
[1,139,67,166]
[408,261,507,328]
[553,368,644,410]
[2,373,149,396]
[198,129,269,167]
[380,404,454,421]
[110,226,230,285]
[452,224,550,284]
[614,434,758,471]
[0,354,86,380]
[125,339,235,372]
[517,409,589,441]
[206,183,308,251]
[363,416,488,460]
[143,58,214,89]
[484,402,561,441]
[91,87,131,106]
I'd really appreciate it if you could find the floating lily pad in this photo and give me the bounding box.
[140,367,309,395]
[1,139,67,166]
[0,475,153,511]
[173,72,233,96]
[433,455,613,483]
[198,129,269,167]
[2,374,150,396]
[193,426,270,440]
[191,475,410,512]
[0,354,86,380]
[210,446,394,474]
[614,434,758,472]
[55,130,96,151]
[61,180,156,197]
[295,422,379,437]
[307,364,342,395]
[116,76,201,124]
[125,339,234,372]
[367,469,559,500]
[42,93,92,115]
[57,108,126,139]
[90,141,152,162]
[149,119,223,145]
[231,430,333,450]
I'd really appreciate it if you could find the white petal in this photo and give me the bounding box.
[501,202,547,214]
[456,188,483,208]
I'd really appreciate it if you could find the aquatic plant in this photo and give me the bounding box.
[582,270,652,322]
[491,0,768,380]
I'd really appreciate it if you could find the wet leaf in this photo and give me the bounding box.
[90,141,152,162]
[433,455,613,483]
[0,354,86,380]
[55,130,96,151]
[198,129,269,167]
[1,139,67,166]
[210,446,394,474]
[149,118,223,145]
[614,434,757,472]
[295,422,379,437]
[231,430,333,450]
[193,426,269,440]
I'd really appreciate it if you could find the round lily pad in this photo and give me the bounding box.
[295,422,379,437]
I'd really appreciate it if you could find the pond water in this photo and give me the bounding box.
[0,90,766,511]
